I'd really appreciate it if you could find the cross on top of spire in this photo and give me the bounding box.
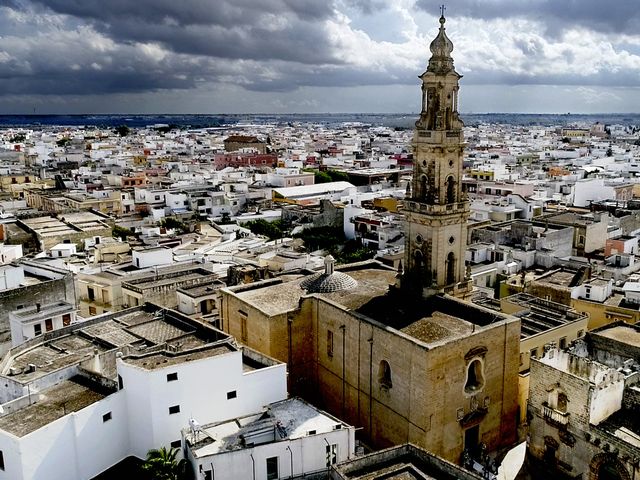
[440,5,446,17]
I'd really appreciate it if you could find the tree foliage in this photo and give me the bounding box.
[142,447,189,480]
[307,169,350,184]
[114,125,131,137]
[160,217,187,233]
[112,225,134,240]
[244,219,285,240]
[294,227,376,263]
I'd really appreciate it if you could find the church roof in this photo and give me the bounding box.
[301,256,358,293]
[300,270,358,294]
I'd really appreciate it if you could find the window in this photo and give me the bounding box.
[464,359,485,394]
[530,348,538,359]
[557,392,568,413]
[169,405,180,415]
[559,337,567,349]
[118,375,123,390]
[0,450,4,470]
[227,390,237,400]
[326,444,338,467]
[577,330,584,338]
[378,360,392,389]
[203,471,213,480]
[327,330,334,357]
[167,372,178,382]
[62,314,71,326]
[45,318,53,332]
[102,412,112,422]
[266,457,278,480]
[34,323,42,336]
[170,440,181,449]
[240,312,248,342]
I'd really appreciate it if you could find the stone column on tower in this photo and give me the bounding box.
[402,13,473,298]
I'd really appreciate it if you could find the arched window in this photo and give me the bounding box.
[464,359,484,394]
[446,176,455,204]
[446,252,456,285]
[378,360,392,389]
[420,175,428,200]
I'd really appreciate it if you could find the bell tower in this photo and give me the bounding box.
[402,12,472,298]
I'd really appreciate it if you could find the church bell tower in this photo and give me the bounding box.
[402,12,472,298]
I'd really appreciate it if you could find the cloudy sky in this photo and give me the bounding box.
[0,0,639,114]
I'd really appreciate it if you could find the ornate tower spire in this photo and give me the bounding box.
[402,12,472,299]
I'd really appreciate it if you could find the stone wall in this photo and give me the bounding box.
[220,286,520,463]
[0,274,75,356]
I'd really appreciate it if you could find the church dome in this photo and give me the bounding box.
[301,255,358,293]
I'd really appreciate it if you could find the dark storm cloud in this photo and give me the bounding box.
[415,0,640,36]
[18,0,338,63]
[0,0,638,107]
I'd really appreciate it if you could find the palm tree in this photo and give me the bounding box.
[142,446,189,480]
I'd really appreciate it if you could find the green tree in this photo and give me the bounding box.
[112,225,134,241]
[244,219,284,240]
[326,170,349,182]
[294,226,343,251]
[160,217,187,233]
[142,447,189,480]
[114,125,131,137]
[313,171,332,183]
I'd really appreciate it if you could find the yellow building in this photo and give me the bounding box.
[498,293,588,424]
[220,259,519,461]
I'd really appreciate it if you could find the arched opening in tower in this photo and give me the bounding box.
[446,252,456,285]
[446,176,455,204]
[420,175,427,200]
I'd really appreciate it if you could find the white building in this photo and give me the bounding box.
[9,301,77,346]
[132,246,174,269]
[0,305,288,480]
[49,243,77,258]
[183,397,355,480]
[0,264,24,291]
[0,244,22,264]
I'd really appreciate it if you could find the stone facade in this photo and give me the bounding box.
[402,15,471,298]
[219,262,520,463]
[527,324,640,480]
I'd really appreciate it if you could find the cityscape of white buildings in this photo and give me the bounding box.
[0,114,639,479]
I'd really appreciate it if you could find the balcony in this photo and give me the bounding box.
[542,404,569,428]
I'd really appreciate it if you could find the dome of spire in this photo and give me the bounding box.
[427,15,456,74]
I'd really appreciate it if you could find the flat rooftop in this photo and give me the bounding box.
[331,443,482,480]
[502,293,586,339]
[233,263,396,317]
[123,343,235,371]
[357,293,511,345]
[11,301,74,323]
[0,376,110,437]
[177,280,225,298]
[2,305,227,383]
[186,397,347,458]
[592,324,640,348]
